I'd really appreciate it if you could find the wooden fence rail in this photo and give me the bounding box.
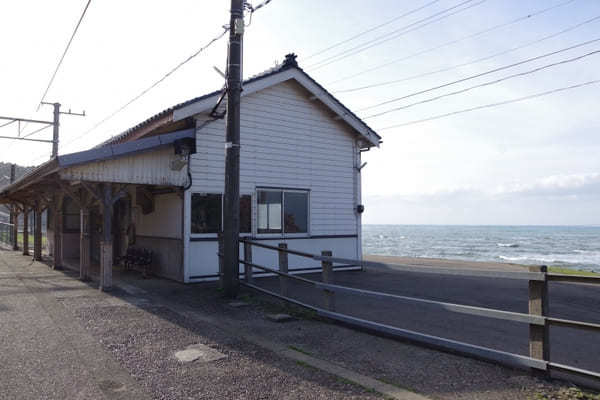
[238,238,600,386]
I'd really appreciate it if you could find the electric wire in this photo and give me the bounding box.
[357,37,600,113]
[329,0,578,87]
[0,120,17,129]
[301,0,443,61]
[306,0,486,71]
[334,14,600,94]
[37,0,92,110]
[377,79,600,130]
[363,49,600,119]
[63,27,229,149]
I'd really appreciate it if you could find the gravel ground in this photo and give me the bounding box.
[131,275,600,400]
[3,249,600,400]
[0,251,379,400]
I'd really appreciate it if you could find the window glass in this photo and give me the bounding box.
[284,192,308,233]
[257,191,282,233]
[191,194,222,233]
[240,195,251,233]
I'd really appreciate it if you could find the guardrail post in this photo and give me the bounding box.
[278,243,288,297]
[528,265,549,369]
[244,240,253,283]
[321,250,335,311]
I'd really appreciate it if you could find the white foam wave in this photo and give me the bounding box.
[498,252,600,269]
[497,243,519,248]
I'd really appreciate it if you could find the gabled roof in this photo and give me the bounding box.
[103,54,381,148]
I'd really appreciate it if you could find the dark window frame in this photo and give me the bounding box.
[190,193,252,235]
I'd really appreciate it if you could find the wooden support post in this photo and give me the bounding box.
[80,206,91,281]
[22,208,29,256]
[100,184,113,291]
[321,250,335,311]
[278,243,288,297]
[528,265,549,367]
[52,193,64,270]
[244,241,253,283]
[33,206,42,261]
[12,207,19,251]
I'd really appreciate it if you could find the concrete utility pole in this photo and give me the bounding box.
[41,101,85,158]
[9,164,17,250]
[222,0,244,298]
[51,103,60,157]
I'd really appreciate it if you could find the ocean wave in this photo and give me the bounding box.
[497,243,519,248]
[498,252,600,269]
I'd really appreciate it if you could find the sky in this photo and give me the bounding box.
[1,0,599,226]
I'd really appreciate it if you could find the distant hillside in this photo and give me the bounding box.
[0,162,35,189]
[0,162,36,221]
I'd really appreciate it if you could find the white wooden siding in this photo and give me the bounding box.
[190,80,358,236]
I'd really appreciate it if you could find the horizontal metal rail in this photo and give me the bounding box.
[240,241,600,386]
[314,255,545,281]
[240,239,314,258]
[549,362,600,381]
[239,259,317,285]
[547,317,600,333]
[548,273,600,285]
[241,281,547,372]
[243,239,600,284]
[315,281,544,325]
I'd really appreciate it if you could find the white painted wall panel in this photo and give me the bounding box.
[188,237,359,280]
[190,80,359,237]
[136,192,182,239]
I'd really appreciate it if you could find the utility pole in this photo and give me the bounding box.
[51,103,60,157]
[0,103,83,159]
[9,164,17,250]
[222,0,244,298]
[41,101,85,158]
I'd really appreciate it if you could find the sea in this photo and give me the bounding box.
[362,225,600,273]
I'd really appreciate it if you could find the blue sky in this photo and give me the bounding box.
[1,0,599,225]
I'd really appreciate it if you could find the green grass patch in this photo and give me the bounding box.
[288,345,312,356]
[548,267,599,277]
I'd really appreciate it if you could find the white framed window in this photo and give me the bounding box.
[257,188,309,235]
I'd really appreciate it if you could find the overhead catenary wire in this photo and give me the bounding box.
[357,37,600,113]
[37,0,92,110]
[363,49,600,119]
[306,0,487,71]
[377,79,600,130]
[329,0,578,87]
[334,13,600,94]
[301,0,443,61]
[63,27,230,149]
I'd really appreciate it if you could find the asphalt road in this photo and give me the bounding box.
[256,262,600,374]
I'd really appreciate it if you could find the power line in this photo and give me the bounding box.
[306,0,486,71]
[364,49,600,119]
[357,37,600,113]
[63,27,230,149]
[377,79,600,130]
[329,0,578,87]
[334,14,600,94]
[301,0,442,61]
[37,0,92,110]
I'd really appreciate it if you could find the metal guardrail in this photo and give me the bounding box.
[239,238,600,386]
